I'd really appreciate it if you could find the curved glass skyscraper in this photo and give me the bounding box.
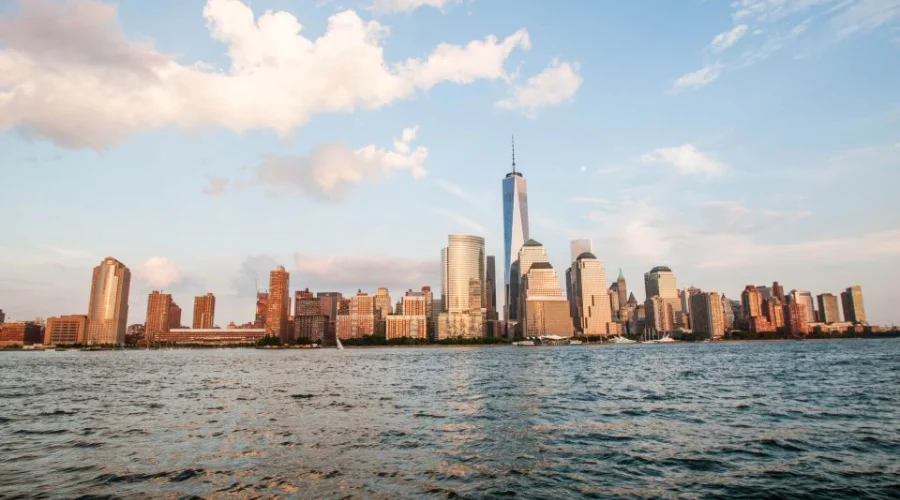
[502,138,530,322]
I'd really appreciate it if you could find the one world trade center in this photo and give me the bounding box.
[502,137,530,327]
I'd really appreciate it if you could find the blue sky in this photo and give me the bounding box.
[1,0,899,326]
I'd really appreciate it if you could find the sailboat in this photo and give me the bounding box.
[336,337,344,351]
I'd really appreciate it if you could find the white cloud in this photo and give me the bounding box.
[371,0,459,14]
[202,176,229,196]
[255,126,426,202]
[710,24,749,51]
[0,0,531,149]
[669,63,722,93]
[640,144,729,176]
[437,209,486,233]
[135,257,183,289]
[495,59,583,115]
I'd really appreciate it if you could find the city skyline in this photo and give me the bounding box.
[2,0,899,326]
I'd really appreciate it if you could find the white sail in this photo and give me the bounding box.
[336,337,344,350]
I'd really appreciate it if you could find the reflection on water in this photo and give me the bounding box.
[1,340,899,498]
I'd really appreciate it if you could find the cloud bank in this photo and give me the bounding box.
[0,0,531,149]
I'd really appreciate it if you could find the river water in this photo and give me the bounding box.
[1,340,898,499]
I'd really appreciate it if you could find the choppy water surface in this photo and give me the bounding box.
[2,340,899,499]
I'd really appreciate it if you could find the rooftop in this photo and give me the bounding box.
[576,251,596,260]
[523,238,542,247]
[649,265,672,274]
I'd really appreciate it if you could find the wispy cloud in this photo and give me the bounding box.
[710,24,749,51]
[641,144,729,176]
[669,63,722,93]
[437,209,486,233]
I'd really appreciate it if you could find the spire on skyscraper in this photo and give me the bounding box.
[511,135,516,173]
[618,268,625,281]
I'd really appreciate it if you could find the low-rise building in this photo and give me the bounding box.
[0,321,44,346]
[155,328,265,345]
[385,316,428,340]
[44,315,88,345]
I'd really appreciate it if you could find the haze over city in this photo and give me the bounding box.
[1,0,899,327]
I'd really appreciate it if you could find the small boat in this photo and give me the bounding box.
[513,340,535,346]
[336,337,344,350]
[608,336,636,344]
[659,335,676,343]
[569,340,583,345]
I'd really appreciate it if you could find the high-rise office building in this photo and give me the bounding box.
[44,315,88,345]
[690,292,724,340]
[266,266,290,341]
[742,285,774,333]
[615,269,627,311]
[789,290,815,325]
[570,252,613,336]
[644,266,681,325]
[817,293,840,324]
[87,256,131,345]
[168,300,182,329]
[294,289,327,342]
[0,309,5,324]
[645,296,675,335]
[145,291,172,343]
[522,261,571,337]
[317,292,342,321]
[438,234,486,339]
[255,292,268,328]
[337,291,376,339]
[841,285,866,324]
[772,282,785,303]
[784,299,809,335]
[569,239,593,264]
[192,293,216,329]
[485,256,498,321]
[502,139,530,323]
[375,287,393,320]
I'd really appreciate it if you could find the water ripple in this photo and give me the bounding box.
[0,340,898,498]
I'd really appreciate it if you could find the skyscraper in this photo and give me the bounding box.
[569,239,592,263]
[438,234,486,339]
[616,269,627,311]
[87,256,131,345]
[266,266,290,341]
[841,285,866,324]
[192,293,216,329]
[817,293,840,324]
[485,256,498,321]
[789,290,816,325]
[502,138,530,323]
[375,287,393,320]
[168,300,182,329]
[295,289,327,342]
[570,252,613,336]
[145,291,172,343]
[644,266,681,325]
[254,292,268,328]
[690,292,725,340]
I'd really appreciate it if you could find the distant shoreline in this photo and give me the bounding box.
[2,335,898,352]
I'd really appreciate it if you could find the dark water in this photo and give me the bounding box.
[1,340,899,499]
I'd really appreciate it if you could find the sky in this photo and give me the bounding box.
[1,0,899,327]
